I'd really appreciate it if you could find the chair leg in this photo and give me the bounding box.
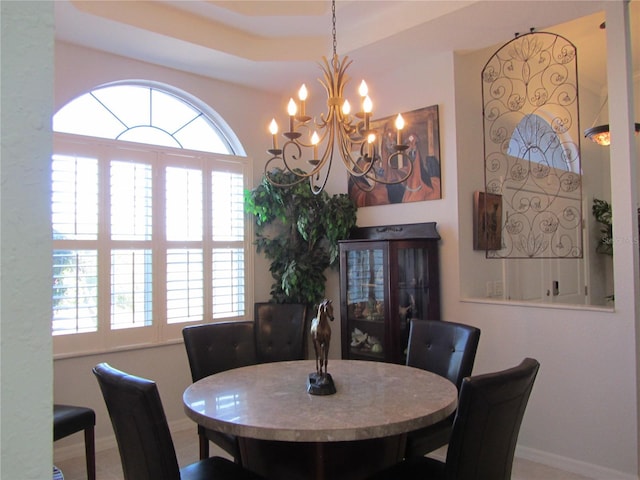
[199,433,210,460]
[84,426,96,480]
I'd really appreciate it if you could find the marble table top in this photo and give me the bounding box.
[183,359,457,442]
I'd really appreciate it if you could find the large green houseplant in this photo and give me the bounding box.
[245,169,357,305]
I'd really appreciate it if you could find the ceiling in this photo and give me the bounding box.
[55,1,637,95]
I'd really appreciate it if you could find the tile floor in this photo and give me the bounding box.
[54,427,594,480]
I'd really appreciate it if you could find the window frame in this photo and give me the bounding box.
[52,132,254,358]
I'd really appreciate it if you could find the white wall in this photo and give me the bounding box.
[0,2,54,479]
[46,3,640,479]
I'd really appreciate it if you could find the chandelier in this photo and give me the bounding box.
[264,0,412,194]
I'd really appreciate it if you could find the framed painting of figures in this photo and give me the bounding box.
[348,105,441,207]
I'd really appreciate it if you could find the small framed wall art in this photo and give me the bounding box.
[473,191,502,251]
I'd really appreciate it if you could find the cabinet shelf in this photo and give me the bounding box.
[340,223,441,364]
[349,349,385,361]
[349,316,384,324]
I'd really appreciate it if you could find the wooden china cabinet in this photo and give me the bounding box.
[339,222,441,364]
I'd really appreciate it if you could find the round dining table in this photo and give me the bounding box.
[183,359,457,480]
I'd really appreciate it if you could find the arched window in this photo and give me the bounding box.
[507,113,576,173]
[52,82,251,355]
[54,82,244,154]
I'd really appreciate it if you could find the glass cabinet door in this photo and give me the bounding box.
[344,244,387,361]
[394,242,432,362]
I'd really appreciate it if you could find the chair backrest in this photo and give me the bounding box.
[406,319,481,390]
[182,321,258,382]
[444,357,540,480]
[92,363,181,480]
[254,303,307,363]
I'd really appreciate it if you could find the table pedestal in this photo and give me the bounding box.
[239,434,406,480]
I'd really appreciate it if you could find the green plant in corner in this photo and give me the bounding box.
[244,168,357,305]
[592,198,613,256]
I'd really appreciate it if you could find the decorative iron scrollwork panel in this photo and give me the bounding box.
[482,31,582,259]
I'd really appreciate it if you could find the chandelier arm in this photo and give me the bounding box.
[310,165,331,194]
[337,133,374,178]
[366,152,415,185]
[277,141,317,183]
[293,123,314,146]
[347,150,377,192]
[308,139,333,194]
[317,118,338,168]
[264,155,311,188]
[335,107,361,141]
[295,120,335,182]
[312,114,332,145]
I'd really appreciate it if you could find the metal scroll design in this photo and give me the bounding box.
[482,32,582,259]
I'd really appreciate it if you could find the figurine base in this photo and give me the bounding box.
[307,372,336,396]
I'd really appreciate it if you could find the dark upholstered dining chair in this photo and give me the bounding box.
[92,362,264,480]
[53,404,96,480]
[182,321,257,460]
[368,358,540,480]
[254,302,307,363]
[404,319,481,458]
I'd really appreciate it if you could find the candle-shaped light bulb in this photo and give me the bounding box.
[287,98,297,116]
[298,84,308,116]
[311,131,320,159]
[359,81,370,119]
[367,133,375,157]
[269,118,278,150]
[342,99,351,115]
[298,84,308,101]
[287,98,297,132]
[363,96,373,113]
[395,113,405,145]
[359,80,368,97]
[269,118,278,135]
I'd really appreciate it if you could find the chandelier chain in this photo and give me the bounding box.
[331,0,337,58]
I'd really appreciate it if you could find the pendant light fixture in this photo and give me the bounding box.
[584,96,640,146]
[264,0,411,194]
[584,123,640,146]
[583,22,640,146]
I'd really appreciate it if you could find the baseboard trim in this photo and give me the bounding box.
[516,445,638,480]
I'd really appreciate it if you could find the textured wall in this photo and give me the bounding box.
[1,2,54,478]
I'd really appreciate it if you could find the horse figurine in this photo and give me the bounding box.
[310,298,335,382]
